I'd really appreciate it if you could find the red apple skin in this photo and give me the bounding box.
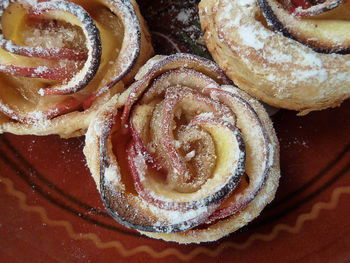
[127,114,246,213]
[160,88,219,181]
[0,0,144,124]
[3,11,87,60]
[11,46,87,61]
[287,0,343,17]
[257,0,297,38]
[0,64,75,81]
[0,1,100,121]
[1,37,87,61]
[197,88,272,223]
[98,125,214,233]
[43,97,83,119]
[129,120,164,171]
[97,110,247,233]
[72,0,142,108]
[120,53,233,129]
[96,54,255,233]
[3,0,101,96]
[257,0,348,53]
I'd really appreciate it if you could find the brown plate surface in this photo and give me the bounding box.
[1,1,350,262]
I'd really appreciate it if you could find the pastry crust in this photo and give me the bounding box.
[142,84,280,243]
[198,0,350,115]
[84,54,280,243]
[0,0,153,138]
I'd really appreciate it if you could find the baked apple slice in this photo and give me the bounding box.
[121,53,233,128]
[0,0,153,135]
[1,1,87,60]
[257,0,350,53]
[99,56,245,232]
[0,0,102,96]
[201,87,272,222]
[124,116,246,231]
[0,62,75,81]
[80,0,143,109]
[280,0,343,17]
[84,54,280,240]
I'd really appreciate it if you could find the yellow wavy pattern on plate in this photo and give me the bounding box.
[1,175,350,261]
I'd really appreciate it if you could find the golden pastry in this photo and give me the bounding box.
[0,0,153,137]
[199,0,350,115]
[84,53,280,243]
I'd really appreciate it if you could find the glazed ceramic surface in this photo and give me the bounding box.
[1,1,350,262]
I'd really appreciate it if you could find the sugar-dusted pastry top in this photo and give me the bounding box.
[199,0,350,115]
[0,0,153,138]
[84,54,280,243]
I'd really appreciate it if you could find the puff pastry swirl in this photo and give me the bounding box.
[199,0,350,115]
[0,0,153,137]
[84,54,280,243]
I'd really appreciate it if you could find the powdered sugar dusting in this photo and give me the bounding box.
[91,51,279,236]
[209,0,350,103]
[104,165,121,184]
[176,9,192,24]
[237,24,265,50]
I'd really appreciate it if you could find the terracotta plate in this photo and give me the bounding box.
[1,1,350,262]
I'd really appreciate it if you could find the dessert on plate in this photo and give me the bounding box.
[199,0,350,115]
[0,0,153,137]
[84,53,280,243]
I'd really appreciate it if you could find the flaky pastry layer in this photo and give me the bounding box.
[84,55,280,243]
[0,0,153,138]
[199,0,350,115]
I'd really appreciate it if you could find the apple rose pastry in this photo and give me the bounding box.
[84,53,280,243]
[198,0,350,115]
[0,0,153,137]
